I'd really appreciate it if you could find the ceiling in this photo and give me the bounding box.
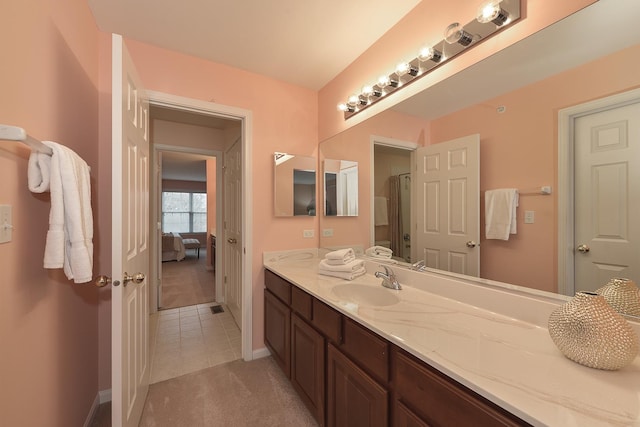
[87,0,421,90]
[161,151,210,182]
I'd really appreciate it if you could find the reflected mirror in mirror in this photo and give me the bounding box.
[324,159,358,216]
[274,152,317,217]
[318,0,640,310]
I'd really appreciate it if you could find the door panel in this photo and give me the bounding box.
[574,101,640,292]
[415,134,480,276]
[224,140,242,325]
[112,34,150,427]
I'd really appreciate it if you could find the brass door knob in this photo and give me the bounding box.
[227,238,237,244]
[123,272,145,286]
[577,244,590,253]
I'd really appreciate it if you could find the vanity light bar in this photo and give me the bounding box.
[338,0,521,119]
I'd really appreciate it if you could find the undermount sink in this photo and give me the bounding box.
[331,283,400,307]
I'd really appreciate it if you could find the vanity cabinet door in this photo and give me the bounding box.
[327,343,388,427]
[393,401,430,427]
[291,313,326,426]
[392,349,530,427]
[264,289,291,378]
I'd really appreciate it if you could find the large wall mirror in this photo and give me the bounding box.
[318,0,640,316]
[274,152,317,217]
[324,159,358,216]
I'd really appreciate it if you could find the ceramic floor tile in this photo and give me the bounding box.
[150,303,241,384]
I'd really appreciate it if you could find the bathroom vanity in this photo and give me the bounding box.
[263,250,640,427]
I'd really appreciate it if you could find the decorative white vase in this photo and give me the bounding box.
[548,292,639,370]
[595,278,640,317]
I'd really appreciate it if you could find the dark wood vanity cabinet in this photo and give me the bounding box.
[264,289,290,377]
[327,343,388,427]
[264,269,529,427]
[291,313,326,425]
[392,349,531,427]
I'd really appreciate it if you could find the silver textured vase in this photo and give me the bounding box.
[548,291,639,370]
[595,278,640,317]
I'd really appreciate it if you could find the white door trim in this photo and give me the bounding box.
[558,87,640,296]
[147,90,254,361]
[369,135,419,249]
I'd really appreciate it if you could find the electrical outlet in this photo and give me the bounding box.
[0,204,12,243]
[322,228,334,237]
[524,210,535,224]
[303,229,314,238]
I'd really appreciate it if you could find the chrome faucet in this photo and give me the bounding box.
[375,265,402,290]
[411,260,426,271]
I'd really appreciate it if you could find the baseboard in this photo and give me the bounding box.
[83,393,101,427]
[99,388,112,403]
[252,346,271,360]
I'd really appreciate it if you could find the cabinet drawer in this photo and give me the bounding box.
[312,298,342,344]
[291,286,312,321]
[393,349,529,427]
[341,317,389,384]
[265,269,291,305]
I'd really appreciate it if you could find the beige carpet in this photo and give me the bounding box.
[161,248,215,310]
[139,357,318,427]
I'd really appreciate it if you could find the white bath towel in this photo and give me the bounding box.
[319,259,365,273]
[485,188,519,240]
[374,196,389,226]
[28,141,93,283]
[318,267,366,281]
[324,248,355,264]
[365,246,393,259]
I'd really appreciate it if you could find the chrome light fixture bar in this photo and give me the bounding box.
[338,0,521,119]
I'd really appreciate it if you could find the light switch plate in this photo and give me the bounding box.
[524,210,535,224]
[303,229,314,238]
[322,228,334,237]
[0,204,12,243]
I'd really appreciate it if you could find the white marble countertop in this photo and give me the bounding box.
[263,249,640,427]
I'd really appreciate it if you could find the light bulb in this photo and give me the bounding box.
[477,1,509,25]
[418,46,442,63]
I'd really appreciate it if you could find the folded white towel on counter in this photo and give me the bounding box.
[485,188,519,240]
[365,246,393,259]
[319,259,365,273]
[318,267,366,281]
[28,141,94,283]
[324,248,355,264]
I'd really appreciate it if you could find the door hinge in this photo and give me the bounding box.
[224,276,227,284]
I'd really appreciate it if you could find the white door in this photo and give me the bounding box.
[415,134,480,276]
[224,139,242,325]
[111,34,150,427]
[574,101,640,292]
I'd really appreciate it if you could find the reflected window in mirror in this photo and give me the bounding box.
[323,159,358,216]
[274,152,317,217]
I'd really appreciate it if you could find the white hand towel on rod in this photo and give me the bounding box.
[28,141,93,283]
[485,188,519,240]
[374,197,389,226]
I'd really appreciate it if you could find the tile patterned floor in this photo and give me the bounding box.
[149,302,241,384]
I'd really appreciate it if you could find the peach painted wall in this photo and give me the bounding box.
[318,0,596,141]
[118,39,318,353]
[430,44,640,293]
[0,1,102,426]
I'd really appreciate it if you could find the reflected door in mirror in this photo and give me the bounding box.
[323,159,358,216]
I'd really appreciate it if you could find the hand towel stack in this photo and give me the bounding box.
[318,248,366,280]
[365,246,393,259]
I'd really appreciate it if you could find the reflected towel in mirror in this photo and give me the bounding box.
[485,188,519,240]
[374,196,389,226]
